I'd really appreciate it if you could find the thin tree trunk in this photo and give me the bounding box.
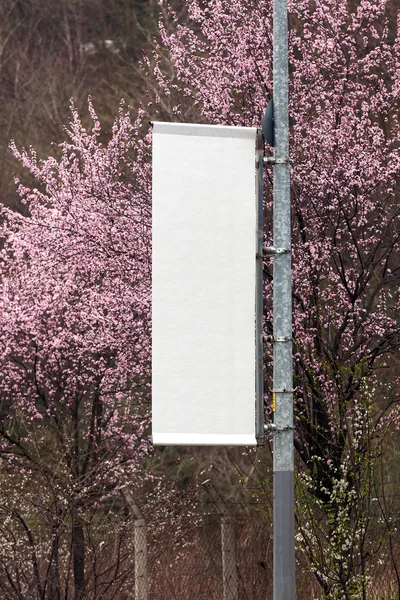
[72,506,85,600]
[48,530,61,600]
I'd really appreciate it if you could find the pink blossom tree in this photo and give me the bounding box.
[0,101,152,599]
[155,0,400,596]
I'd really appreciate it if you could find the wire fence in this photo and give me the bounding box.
[135,486,400,600]
[0,479,399,598]
[148,508,272,600]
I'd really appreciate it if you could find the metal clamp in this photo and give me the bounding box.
[263,156,289,165]
[263,246,289,255]
[264,336,293,343]
[264,423,294,433]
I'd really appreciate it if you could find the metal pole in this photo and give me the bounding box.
[272,0,296,597]
[256,129,265,443]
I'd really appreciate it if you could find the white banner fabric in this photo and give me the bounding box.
[152,122,257,446]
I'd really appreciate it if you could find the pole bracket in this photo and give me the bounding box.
[264,335,293,343]
[264,423,294,433]
[263,246,289,255]
[263,156,289,165]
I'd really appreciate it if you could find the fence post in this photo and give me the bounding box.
[203,480,239,600]
[121,487,148,600]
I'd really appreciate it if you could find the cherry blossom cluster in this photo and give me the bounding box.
[0,100,153,500]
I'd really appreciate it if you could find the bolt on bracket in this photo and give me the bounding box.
[263,156,290,165]
[263,246,290,255]
[264,423,277,431]
[264,336,293,343]
[264,423,294,433]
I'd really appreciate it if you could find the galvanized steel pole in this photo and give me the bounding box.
[272,0,296,597]
[256,129,265,444]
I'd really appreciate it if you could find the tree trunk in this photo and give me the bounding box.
[72,507,85,600]
[48,531,61,600]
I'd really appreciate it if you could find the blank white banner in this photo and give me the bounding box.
[152,122,257,446]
